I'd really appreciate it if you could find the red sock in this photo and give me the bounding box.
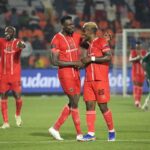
[54,105,71,130]
[133,85,140,103]
[16,98,23,116]
[136,86,143,103]
[133,85,138,101]
[86,110,96,133]
[103,110,114,131]
[71,108,82,135]
[1,100,8,123]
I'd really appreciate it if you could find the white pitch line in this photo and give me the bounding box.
[0,139,150,144]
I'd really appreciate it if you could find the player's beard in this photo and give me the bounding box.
[5,34,12,41]
[65,29,74,36]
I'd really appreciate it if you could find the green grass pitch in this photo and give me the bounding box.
[0,95,150,150]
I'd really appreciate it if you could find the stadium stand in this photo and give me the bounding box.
[0,0,149,68]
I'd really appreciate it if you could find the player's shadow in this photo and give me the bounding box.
[30,132,50,137]
[30,132,83,140]
[30,132,75,138]
[60,133,76,139]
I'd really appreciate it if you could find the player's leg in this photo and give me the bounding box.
[49,78,72,140]
[133,81,143,108]
[98,103,115,141]
[0,92,10,129]
[81,101,96,141]
[68,94,83,140]
[132,73,144,108]
[0,82,10,129]
[49,101,71,140]
[12,81,23,127]
[96,81,115,141]
[79,81,96,141]
[142,79,150,110]
[133,84,138,103]
[66,79,83,140]
[52,103,71,130]
[49,102,70,140]
[132,75,140,107]
[12,91,23,127]
[142,93,150,110]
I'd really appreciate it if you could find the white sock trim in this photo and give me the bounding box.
[109,129,115,132]
[88,132,95,136]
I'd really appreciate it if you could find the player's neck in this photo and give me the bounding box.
[90,34,98,41]
[61,31,73,37]
[7,38,15,41]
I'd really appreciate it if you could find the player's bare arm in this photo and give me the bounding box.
[57,60,83,68]
[129,55,141,62]
[50,50,82,68]
[81,51,112,65]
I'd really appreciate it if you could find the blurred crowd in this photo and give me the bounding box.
[0,0,150,68]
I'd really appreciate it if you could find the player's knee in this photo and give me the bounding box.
[1,93,8,99]
[12,91,21,99]
[98,103,108,113]
[71,102,78,108]
[86,102,95,111]
[68,95,79,108]
[67,102,72,108]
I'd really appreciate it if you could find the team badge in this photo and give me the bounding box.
[6,45,11,51]
[98,89,104,95]
[69,88,74,92]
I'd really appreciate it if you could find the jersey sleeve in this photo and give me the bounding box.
[130,50,137,58]
[50,35,60,53]
[100,38,111,53]
[141,49,147,57]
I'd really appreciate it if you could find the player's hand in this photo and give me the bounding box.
[81,56,91,64]
[17,41,25,49]
[74,61,84,68]
[134,55,142,62]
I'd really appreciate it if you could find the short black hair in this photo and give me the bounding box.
[60,15,72,25]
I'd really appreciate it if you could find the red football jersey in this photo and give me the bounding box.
[51,32,81,79]
[0,38,22,82]
[85,37,111,81]
[130,49,147,78]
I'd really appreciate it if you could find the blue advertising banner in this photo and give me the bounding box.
[21,68,148,94]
